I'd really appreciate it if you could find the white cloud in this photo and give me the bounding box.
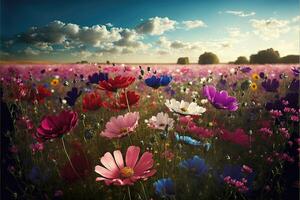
[156,36,171,48]
[226,27,241,38]
[250,18,290,40]
[226,10,256,17]
[24,47,40,56]
[182,20,207,30]
[170,40,190,49]
[135,17,177,35]
[292,15,300,23]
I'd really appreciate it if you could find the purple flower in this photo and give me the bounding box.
[291,67,300,77]
[240,67,252,73]
[261,79,279,92]
[203,85,238,111]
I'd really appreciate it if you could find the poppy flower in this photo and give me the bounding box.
[98,76,135,92]
[165,99,206,116]
[203,85,238,111]
[60,141,92,183]
[95,146,156,186]
[82,91,102,111]
[64,87,82,106]
[154,178,175,198]
[146,112,174,131]
[100,112,139,139]
[103,91,140,110]
[29,85,51,103]
[145,75,172,89]
[261,78,279,92]
[36,110,78,141]
[179,156,208,177]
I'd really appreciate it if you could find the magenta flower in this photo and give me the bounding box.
[36,110,78,141]
[219,128,250,147]
[95,146,156,186]
[100,112,139,139]
[203,85,238,111]
[188,125,214,138]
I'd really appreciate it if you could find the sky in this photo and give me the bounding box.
[0,0,299,63]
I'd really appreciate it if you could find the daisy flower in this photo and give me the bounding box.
[146,112,174,130]
[165,99,206,116]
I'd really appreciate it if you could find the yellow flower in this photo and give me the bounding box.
[51,78,59,86]
[250,82,258,91]
[252,73,259,80]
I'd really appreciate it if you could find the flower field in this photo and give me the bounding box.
[1,64,299,200]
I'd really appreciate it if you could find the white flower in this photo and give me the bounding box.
[146,112,174,130]
[165,99,206,116]
[200,99,208,104]
[230,68,235,74]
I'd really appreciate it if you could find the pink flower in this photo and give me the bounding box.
[291,115,299,122]
[241,165,253,174]
[101,112,139,139]
[188,125,214,138]
[219,128,250,147]
[95,146,156,186]
[30,142,45,154]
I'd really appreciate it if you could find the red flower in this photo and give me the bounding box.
[98,76,135,92]
[34,85,52,103]
[36,110,78,141]
[82,91,102,111]
[103,91,140,110]
[60,141,92,183]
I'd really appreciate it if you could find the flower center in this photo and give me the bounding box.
[181,107,187,112]
[119,127,129,134]
[120,167,134,178]
[159,123,166,127]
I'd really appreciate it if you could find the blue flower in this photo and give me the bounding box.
[240,67,252,73]
[64,87,82,106]
[179,156,208,176]
[87,72,108,84]
[28,166,50,184]
[145,75,172,89]
[154,178,175,198]
[175,133,202,146]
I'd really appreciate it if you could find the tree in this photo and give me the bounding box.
[198,52,219,64]
[177,57,189,64]
[234,56,249,64]
[279,55,299,64]
[106,60,110,64]
[250,48,280,64]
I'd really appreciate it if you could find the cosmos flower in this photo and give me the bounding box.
[218,128,250,147]
[179,156,208,177]
[165,99,206,116]
[82,91,102,111]
[154,178,175,198]
[145,75,172,89]
[87,72,108,84]
[188,125,214,138]
[100,112,139,139]
[95,146,156,186]
[146,112,174,131]
[33,85,52,103]
[36,110,78,141]
[174,132,202,146]
[240,67,252,73]
[103,91,140,110]
[261,79,279,92]
[291,67,300,77]
[98,76,135,92]
[202,85,238,111]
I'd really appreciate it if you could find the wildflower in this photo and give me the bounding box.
[269,109,283,118]
[36,110,78,141]
[240,67,252,73]
[291,115,299,122]
[252,73,259,80]
[250,82,257,91]
[82,91,102,111]
[103,91,140,110]
[87,72,108,84]
[64,87,82,106]
[95,146,156,185]
[165,99,206,116]
[179,156,208,176]
[50,78,59,86]
[30,142,44,154]
[203,85,238,111]
[188,125,214,138]
[174,132,202,146]
[218,128,250,147]
[146,112,174,131]
[145,75,172,89]
[100,112,139,139]
[154,178,175,198]
[291,67,300,77]
[261,79,279,92]
[98,76,135,92]
[241,165,253,174]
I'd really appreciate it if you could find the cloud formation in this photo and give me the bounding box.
[135,17,177,35]
[182,20,207,30]
[226,10,256,17]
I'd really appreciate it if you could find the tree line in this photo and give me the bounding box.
[177,48,299,64]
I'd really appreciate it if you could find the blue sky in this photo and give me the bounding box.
[1,0,299,63]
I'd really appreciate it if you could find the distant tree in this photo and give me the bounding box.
[106,60,110,64]
[234,56,249,64]
[198,52,219,64]
[177,57,189,64]
[250,48,280,64]
[279,55,299,64]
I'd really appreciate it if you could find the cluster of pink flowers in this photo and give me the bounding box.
[259,128,273,139]
[266,152,294,163]
[269,110,283,118]
[218,128,251,147]
[290,115,299,122]
[223,176,249,192]
[241,165,253,174]
[30,143,45,154]
[278,128,290,139]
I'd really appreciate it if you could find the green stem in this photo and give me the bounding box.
[127,186,132,200]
